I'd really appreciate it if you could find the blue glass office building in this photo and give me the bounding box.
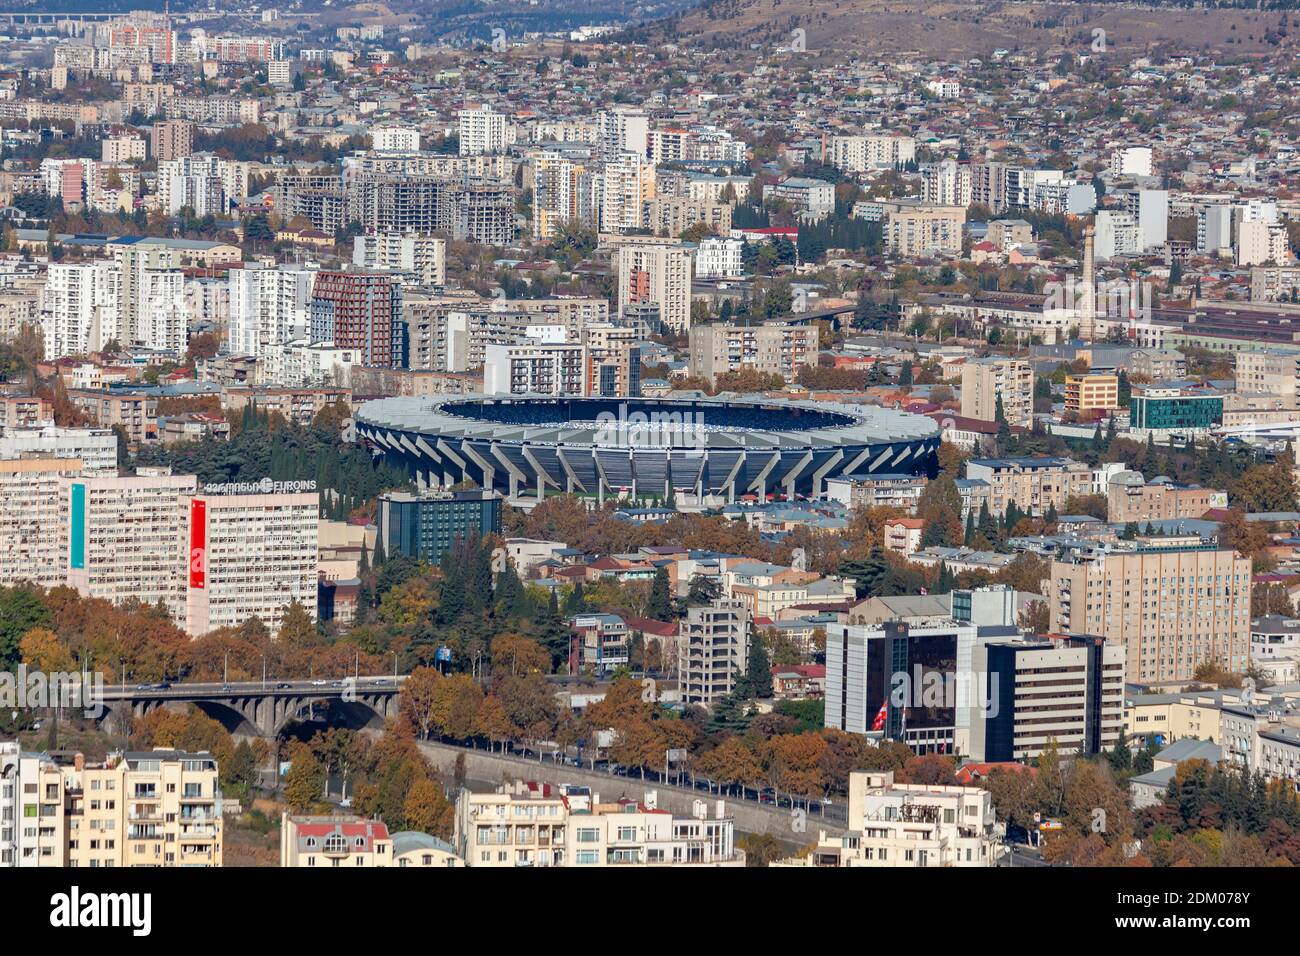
[377,490,502,563]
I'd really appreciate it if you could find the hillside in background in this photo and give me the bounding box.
[625,0,1298,59]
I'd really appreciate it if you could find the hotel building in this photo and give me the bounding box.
[181,487,319,636]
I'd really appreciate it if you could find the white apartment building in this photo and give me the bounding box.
[182,489,319,637]
[227,262,317,358]
[372,125,421,152]
[598,153,655,233]
[158,153,249,216]
[687,320,818,385]
[41,260,121,359]
[646,126,746,165]
[761,177,835,219]
[60,467,196,616]
[598,107,649,162]
[0,456,84,588]
[1120,188,1169,251]
[353,233,447,286]
[829,133,917,173]
[773,771,1003,868]
[1110,146,1153,178]
[483,340,587,396]
[267,59,293,86]
[0,745,224,868]
[532,150,597,239]
[112,240,188,348]
[138,269,188,353]
[0,743,66,866]
[1198,202,1234,254]
[1237,219,1291,267]
[0,425,117,475]
[102,135,147,164]
[263,339,356,388]
[615,239,693,333]
[458,106,515,156]
[925,79,961,99]
[455,782,743,867]
[921,159,972,207]
[1094,209,1141,259]
[693,236,743,278]
[678,599,750,706]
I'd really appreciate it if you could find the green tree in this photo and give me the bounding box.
[736,628,773,700]
[284,752,326,813]
[647,567,674,621]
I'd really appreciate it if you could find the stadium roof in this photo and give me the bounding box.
[356,394,938,452]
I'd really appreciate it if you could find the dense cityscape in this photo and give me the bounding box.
[0,0,1291,919]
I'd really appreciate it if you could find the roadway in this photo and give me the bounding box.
[98,676,406,701]
[423,735,851,826]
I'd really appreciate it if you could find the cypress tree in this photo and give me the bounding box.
[647,567,673,621]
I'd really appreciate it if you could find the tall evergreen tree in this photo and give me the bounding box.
[494,561,530,618]
[533,589,571,672]
[737,628,773,700]
[647,567,673,621]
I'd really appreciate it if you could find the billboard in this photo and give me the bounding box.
[188,498,206,589]
[70,483,86,570]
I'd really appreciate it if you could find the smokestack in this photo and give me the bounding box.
[1079,222,1096,342]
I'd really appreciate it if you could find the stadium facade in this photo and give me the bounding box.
[355,395,940,504]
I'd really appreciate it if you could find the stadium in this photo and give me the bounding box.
[355,395,940,504]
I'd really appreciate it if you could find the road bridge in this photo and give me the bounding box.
[97,676,404,737]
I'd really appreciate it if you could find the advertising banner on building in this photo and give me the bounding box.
[189,498,206,589]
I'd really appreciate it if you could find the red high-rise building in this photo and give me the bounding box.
[309,271,405,369]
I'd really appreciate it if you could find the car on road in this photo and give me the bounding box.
[275,682,291,689]
[310,680,328,686]
[220,684,232,692]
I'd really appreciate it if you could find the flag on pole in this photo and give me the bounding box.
[871,699,887,732]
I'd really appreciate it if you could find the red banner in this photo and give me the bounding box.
[189,499,206,589]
